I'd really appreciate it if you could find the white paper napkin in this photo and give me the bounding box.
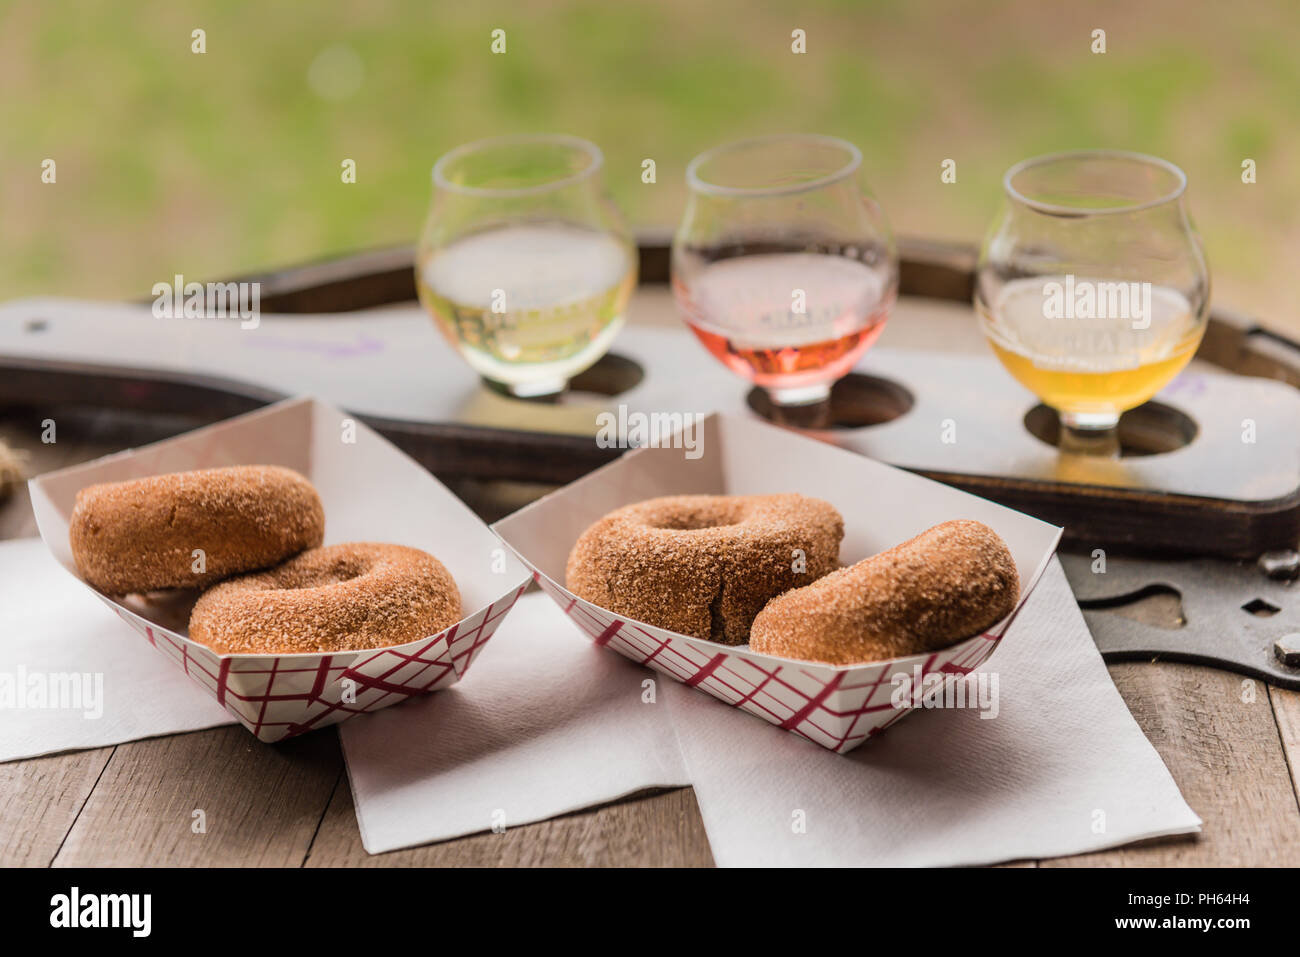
[667,558,1202,866]
[342,560,1199,864]
[0,539,234,762]
[338,591,691,854]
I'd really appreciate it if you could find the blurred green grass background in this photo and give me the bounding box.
[2,0,1297,330]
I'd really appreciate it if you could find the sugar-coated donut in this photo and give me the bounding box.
[188,542,462,655]
[69,465,324,594]
[750,520,1019,665]
[566,494,843,645]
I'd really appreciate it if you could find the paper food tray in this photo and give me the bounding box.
[493,412,1062,753]
[30,397,531,742]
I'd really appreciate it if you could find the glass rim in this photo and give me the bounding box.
[1003,149,1188,216]
[685,133,862,198]
[432,133,604,198]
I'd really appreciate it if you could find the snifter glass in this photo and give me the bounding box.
[416,134,637,399]
[976,150,1210,456]
[672,134,898,415]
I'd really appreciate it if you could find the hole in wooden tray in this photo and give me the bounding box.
[485,353,645,404]
[567,352,644,398]
[746,373,914,430]
[1023,401,1198,457]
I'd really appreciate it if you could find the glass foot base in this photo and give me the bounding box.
[1059,411,1121,457]
[483,376,567,401]
[766,383,833,407]
[763,385,833,429]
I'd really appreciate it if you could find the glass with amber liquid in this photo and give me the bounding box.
[672,135,898,414]
[976,151,1210,455]
[416,135,636,398]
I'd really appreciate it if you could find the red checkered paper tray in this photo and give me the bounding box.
[29,397,531,742]
[494,413,1063,754]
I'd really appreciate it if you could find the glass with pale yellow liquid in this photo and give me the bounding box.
[416,135,636,398]
[976,151,1209,456]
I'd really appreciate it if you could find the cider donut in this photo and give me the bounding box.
[750,520,1019,665]
[566,494,843,645]
[69,465,324,595]
[188,542,462,655]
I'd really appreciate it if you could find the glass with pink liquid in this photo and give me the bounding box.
[672,135,898,414]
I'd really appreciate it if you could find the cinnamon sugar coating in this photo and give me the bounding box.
[749,519,1019,665]
[69,465,324,594]
[565,494,843,645]
[188,542,462,655]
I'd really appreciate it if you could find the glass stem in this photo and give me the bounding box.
[1058,411,1121,457]
[768,383,832,406]
[487,376,568,401]
[765,384,833,428]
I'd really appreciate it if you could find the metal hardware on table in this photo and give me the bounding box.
[1258,549,1300,581]
[1062,552,1300,688]
[1276,633,1300,667]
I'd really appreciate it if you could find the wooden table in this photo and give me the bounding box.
[3,290,1300,867]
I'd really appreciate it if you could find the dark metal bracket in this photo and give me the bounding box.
[1060,551,1300,689]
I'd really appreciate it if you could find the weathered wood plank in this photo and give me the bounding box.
[305,783,714,867]
[51,726,341,867]
[0,748,114,866]
[1269,685,1300,809]
[1042,662,1300,866]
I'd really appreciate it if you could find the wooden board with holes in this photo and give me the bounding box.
[1,239,1298,558]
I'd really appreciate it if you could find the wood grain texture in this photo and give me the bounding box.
[1043,662,1300,866]
[0,748,113,866]
[1269,685,1300,813]
[51,726,341,867]
[304,782,714,867]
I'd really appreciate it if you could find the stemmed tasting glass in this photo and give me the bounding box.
[416,134,637,399]
[672,134,898,423]
[975,150,1210,456]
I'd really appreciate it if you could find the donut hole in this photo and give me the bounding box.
[651,514,740,531]
[276,557,371,590]
[646,501,745,531]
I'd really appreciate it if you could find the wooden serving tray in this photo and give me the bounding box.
[2,237,1298,559]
